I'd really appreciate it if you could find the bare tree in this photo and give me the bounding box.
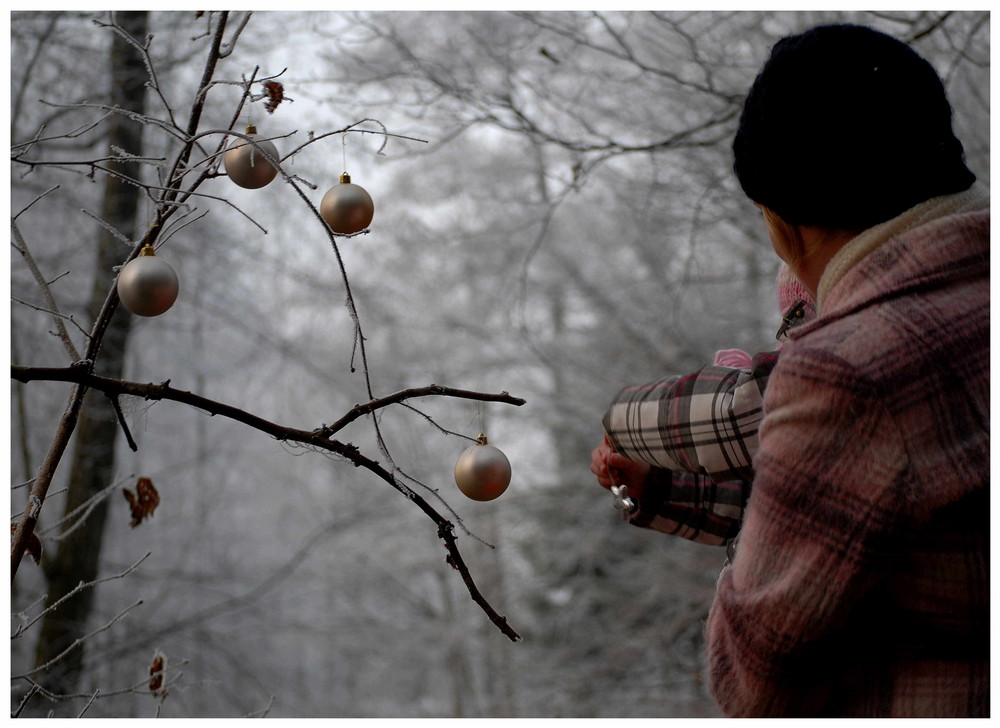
[11,11,525,714]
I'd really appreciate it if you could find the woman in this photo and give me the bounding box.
[706,24,988,717]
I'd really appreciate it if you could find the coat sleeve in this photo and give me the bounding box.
[627,468,748,546]
[705,346,909,716]
[602,350,779,483]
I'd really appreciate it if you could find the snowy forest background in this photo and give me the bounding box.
[9,10,990,719]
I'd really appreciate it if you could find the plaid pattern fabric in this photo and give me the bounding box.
[706,194,990,717]
[603,351,779,484]
[601,306,814,544]
[629,468,749,546]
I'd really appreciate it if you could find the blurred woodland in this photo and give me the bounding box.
[9,10,990,718]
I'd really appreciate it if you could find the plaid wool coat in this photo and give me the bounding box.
[602,352,777,545]
[602,301,814,545]
[706,187,990,717]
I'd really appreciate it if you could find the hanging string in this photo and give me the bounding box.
[475,384,487,438]
[341,135,348,175]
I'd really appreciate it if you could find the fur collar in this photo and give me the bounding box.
[817,184,990,311]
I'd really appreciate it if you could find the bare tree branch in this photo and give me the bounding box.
[14,658,187,707]
[75,689,100,718]
[11,685,42,718]
[11,552,151,640]
[10,380,88,581]
[16,598,145,679]
[244,695,276,718]
[10,295,91,343]
[218,10,252,58]
[317,384,526,437]
[10,222,85,361]
[93,11,181,131]
[12,364,524,640]
[11,12,62,133]
[34,478,123,541]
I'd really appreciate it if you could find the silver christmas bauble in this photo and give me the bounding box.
[454,436,512,502]
[320,173,374,234]
[117,248,179,317]
[224,128,279,189]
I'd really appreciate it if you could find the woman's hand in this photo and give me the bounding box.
[590,432,651,499]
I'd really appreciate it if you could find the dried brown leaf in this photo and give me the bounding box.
[124,478,160,528]
[149,652,166,694]
[263,81,284,114]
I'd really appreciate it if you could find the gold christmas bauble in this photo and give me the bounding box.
[117,246,179,317]
[320,173,374,234]
[454,435,512,502]
[224,127,279,189]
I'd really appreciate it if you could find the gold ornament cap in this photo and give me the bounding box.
[340,172,351,184]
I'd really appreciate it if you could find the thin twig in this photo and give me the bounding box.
[87,168,272,235]
[11,112,115,152]
[11,552,151,640]
[37,477,125,543]
[10,295,91,342]
[31,99,187,142]
[12,185,60,222]
[218,10,252,58]
[76,689,100,718]
[11,221,83,361]
[281,122,429,162]
[152,208,209,249]
[11,685,41,718]
[318,384,526,437]
[108,394,138,451]
[244,695,276,718]
[15,151,169,169]
[10,380,88,580]
[15,658,188,704]
[11,12,61,133]
[93,12,181,132]
[17,598,145,678]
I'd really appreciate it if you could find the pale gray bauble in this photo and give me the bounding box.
[320,173,375,234]
[454,435,512,502]
[117,246,179,317]
[224,126,279,189]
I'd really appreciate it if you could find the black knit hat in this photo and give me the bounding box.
[733,24,975,230]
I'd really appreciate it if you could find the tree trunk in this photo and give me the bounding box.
[32,10,149,696]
